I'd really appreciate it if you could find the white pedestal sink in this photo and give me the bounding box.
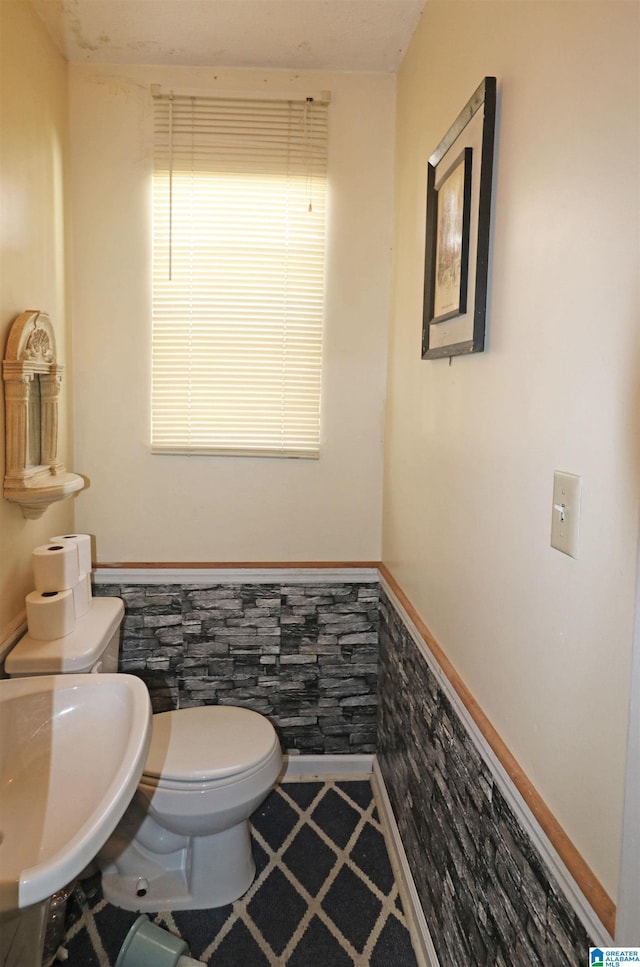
[0,674,152,967]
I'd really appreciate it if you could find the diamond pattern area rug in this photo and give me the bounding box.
[64,779,419,966]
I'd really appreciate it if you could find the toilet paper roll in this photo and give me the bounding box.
[26,589,76,640]
[72,572,93,619]
[49,534,92,575]
[32,542,80,592]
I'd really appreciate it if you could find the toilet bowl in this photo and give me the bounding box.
[99,704,283,911]
[6,596,283,912]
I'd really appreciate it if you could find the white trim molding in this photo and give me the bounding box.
[372,759,439,967]
[279,753,435,967]
[93,567,379,586]
[282,753,373,780]
[380,572,614,948]
[616,529,640,944]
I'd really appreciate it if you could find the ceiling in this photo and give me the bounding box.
[31,0,426,73]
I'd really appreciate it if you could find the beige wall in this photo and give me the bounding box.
[383,1,640,901]
[5,0,636,910]
[0,0,74,638]
[68,65,394,564]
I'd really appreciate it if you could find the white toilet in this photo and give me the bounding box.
[6,597,283,912]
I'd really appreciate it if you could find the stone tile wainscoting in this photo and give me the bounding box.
[93,579,379,754]
[93,569,606,966]
[376,585,599,967]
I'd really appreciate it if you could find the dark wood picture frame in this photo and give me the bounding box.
[422,77,496,360]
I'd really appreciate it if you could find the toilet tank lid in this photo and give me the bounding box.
[144,705,279,782]
[5,597,124,675]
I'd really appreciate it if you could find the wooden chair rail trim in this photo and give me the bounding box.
[378,563,616,937]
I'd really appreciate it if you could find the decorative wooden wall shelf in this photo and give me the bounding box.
[3,310,85,519]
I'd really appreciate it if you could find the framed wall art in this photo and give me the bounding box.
[422,77,496,360]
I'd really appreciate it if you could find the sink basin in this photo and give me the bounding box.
[0,673,151,912]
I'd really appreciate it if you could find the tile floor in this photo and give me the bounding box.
[63,778,420,966]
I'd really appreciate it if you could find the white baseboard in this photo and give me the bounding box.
[372,758,440,967]
[280,752,437,966]
[282,753,373,779]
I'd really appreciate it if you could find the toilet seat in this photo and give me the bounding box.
[143,705,279,785]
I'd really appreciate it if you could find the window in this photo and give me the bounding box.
[151,93,329,458]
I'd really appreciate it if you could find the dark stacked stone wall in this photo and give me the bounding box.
[376,588,595,967]
[94,581,378,754]
[94,574,598,966]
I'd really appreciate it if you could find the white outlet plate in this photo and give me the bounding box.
[551,471,581,559]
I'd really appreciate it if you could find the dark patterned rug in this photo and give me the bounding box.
[63,779,419,966]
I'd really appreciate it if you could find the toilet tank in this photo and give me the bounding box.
[5,597,125,678]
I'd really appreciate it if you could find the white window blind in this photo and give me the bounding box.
[151,93,328,458]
